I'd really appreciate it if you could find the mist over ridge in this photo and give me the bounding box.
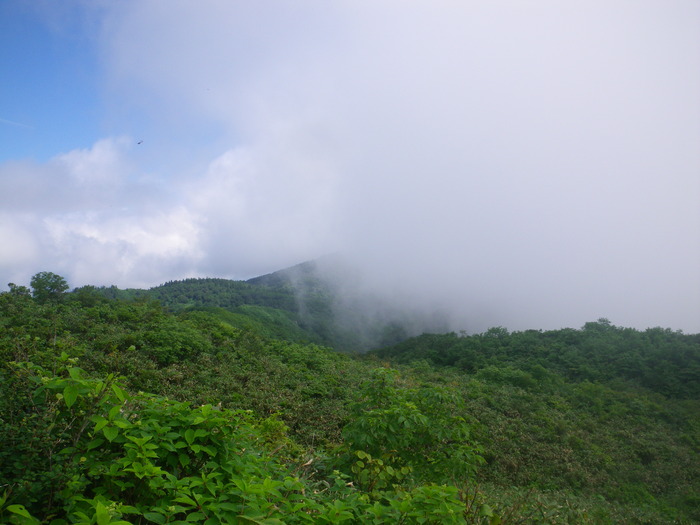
[248,254,698,340]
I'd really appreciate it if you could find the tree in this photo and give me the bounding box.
[7,282,31,297]
[30,271,69,303]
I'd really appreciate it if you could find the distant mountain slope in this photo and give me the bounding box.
[246,257,452,350]
[143,262,340,347]
[149,277,297,311]
[370,319,700,399]
[87,258,452,352]
[246,259,323,290]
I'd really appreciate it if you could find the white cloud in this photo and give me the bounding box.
[0,214,40,283]
[0,137,203,287]
[185,139,339,278]
[2,1,699,332]
[51,136,132,186]
[41,207,203,288]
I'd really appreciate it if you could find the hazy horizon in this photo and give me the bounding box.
[2,1,699,333]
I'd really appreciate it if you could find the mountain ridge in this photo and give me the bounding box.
[79,257,451,351]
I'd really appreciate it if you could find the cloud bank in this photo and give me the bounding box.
[1,0,699,332]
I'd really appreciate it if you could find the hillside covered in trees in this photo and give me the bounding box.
[75,259,450,352]
[1,271,699,524]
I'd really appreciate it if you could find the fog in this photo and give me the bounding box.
[1,1,699,333]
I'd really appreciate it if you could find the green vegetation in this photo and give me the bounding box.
[1,273,699,523]
[30,271,69,304]
[75,260,449,352]
[372,322,700,399]
[73,269,336,348]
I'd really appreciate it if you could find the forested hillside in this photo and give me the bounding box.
[371,322,700,399]
[79,259,449,351]
[1,272,699,524]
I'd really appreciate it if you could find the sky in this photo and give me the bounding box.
[1,0,699,333]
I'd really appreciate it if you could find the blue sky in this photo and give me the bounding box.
[0,2,101,161]
[1,0,699,333]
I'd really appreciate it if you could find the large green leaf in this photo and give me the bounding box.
[63,385,79,409]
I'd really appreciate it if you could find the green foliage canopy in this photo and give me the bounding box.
[0,277,698,524]
[30,271,69,304]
